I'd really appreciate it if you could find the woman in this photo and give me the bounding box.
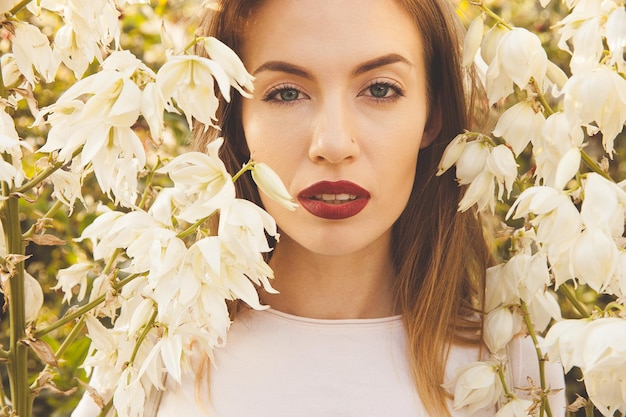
[74,0,565,416]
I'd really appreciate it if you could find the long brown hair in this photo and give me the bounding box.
[194,1,490,415]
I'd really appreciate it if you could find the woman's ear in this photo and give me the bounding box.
[420,104,442,149]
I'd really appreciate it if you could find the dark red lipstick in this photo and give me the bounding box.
[298,181,370,220]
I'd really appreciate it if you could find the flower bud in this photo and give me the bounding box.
[24,272,44,324]
[251,162,298,211]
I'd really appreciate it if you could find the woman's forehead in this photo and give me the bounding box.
[240,0,425,72]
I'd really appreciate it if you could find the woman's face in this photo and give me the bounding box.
[241,0,439,257]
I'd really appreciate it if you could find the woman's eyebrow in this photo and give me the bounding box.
[352,53,413,76]
[252,61,312,78]
[252,53,413,78]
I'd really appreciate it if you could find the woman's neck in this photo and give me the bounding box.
[260,235,398,320]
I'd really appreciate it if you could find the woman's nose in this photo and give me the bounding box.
[308,98,360,164]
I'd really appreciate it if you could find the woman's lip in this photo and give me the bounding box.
[297,181,370,220]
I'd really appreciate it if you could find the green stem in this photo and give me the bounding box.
[1,175,33,417]
[138,160,162,210]
[128,306,157,365]
[531,79,554,116]
[558,283,591,318]
[232,160,254,183]
[520,301,553,417]
[477,3,513,30]
[9,0,33,15]
[13,147,83,195]
[55,315,86,360]
[22,199,65,240]
[496,365,512,398]
[580,150,613,181]
[0,51,6,99]
[584,402,595,417]
[34,273,140,338]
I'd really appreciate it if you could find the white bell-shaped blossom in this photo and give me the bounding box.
[11,21,59,86]
[1,53,21,88]
[251,162,298,211]
[493,100,546,156]
[480,24,508,67]
[443,361,504,415]
[508,186,583,286]
[458,170,495,212]
[535,112,584,188]
[562,65,626,157]
[570,227,618,292]
[494,397,534,417]
[24,271,44,324]
[484,306,523,353]
[0,107,30,187]
[463,16,484,67]
[568,18,603,74]
[52,262,94,304]
[542,318,588,372]
[454,139,491,185]
[581,173,626,237]
[485,144,517,201]
[437,133,467,176]
[201,36,254,97]
[577,318,626,416]
[526,289,562,333]
[606,6,626,72]
[158,139,236,223]
[486,27,548,104]
[156,55,233,128]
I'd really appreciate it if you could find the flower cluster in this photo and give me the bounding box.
[440,0,626,415]
[0,2,296,417]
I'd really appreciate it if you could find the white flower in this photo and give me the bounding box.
[480,24,508,66]
[562,65,626,156]
[113,366,146,417]
[527,289,562,333]
[141,82,165,141]
[201,37,254,96]
[486,27,548,104]
[570,227,618,292]
[495,397,534,417]
[492,101,545,156]
[542,318,588,372]
[156,55,233,128]
[454,139,491,184]
[580,173,626,237]
[507,186,583,286]
[458,170,495,212]
[484,306,523,353]
[606,7,626,72]
[443,361,504,415]
[47,164,85,212]
[535,112,584,188]
[437,133,467,176]
[569,18,603,74]
[463,16,484,68]
[24,272,44,324]
[577,318,626,416]
[1,53,21,88]
[486,144,517,201]
[52,262,94,304]
[0,107,29,186]
[11,21,59,85]
[159,139,236,222]
[251,162,298,211]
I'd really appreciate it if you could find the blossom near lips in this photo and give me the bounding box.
[298,181,370,219]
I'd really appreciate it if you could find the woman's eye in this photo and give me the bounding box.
[369,84,391,98]
[278,88,300,101]
[263,85,306,104]
[362,81,404,101]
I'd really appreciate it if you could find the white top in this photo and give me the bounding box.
[73,308,566,417]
